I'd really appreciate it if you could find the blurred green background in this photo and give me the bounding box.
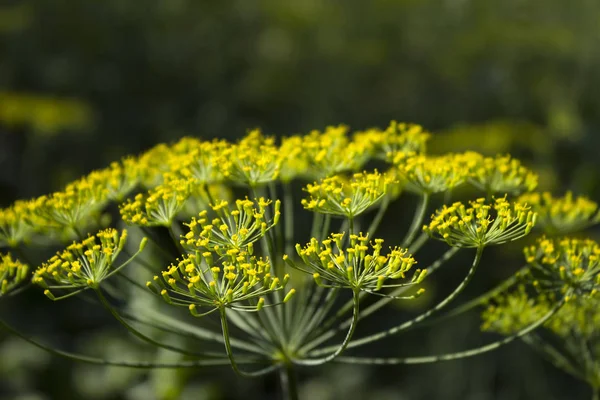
[1,0,599,399]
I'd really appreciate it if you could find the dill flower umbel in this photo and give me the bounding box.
[0,201,36,247]
[182,198,281,257]
[120,176,194,227]
[219,129,280,187]
[286,233,425,294]
[394,153,469,194]
[467,154,538,196]
[0,253,29,296]
[279,135,308,183]
[354,121,430,162]
[301,171,395,218]
[167,137,229,184]
[87,157,141,202]
[32,229,146,298]
[423,197,537,248]
[517,192,600,235]
[523,237,600,298]
[300,125,369,179]
[148,251,293,315]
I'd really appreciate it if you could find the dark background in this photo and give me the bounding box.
[0,0,599,399]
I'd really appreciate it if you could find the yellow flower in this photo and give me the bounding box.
[301,171,396,218]
[279,135,309,183]
[167,137,229,184]
[120,176,194,227]
[523,236,600,298]
[466,153,538,195]
[87,157,141,202]
[181,197,281,257]
[0,252,29,296]
[354,121,430,162]
[0,200,36,247]
[287,233,424,293]
[33,229,144,298]
[149,251,293,315]
[395,153,470,194]
[518,192,600,235]
[424,197,536,248]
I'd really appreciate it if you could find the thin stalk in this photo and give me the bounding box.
[319,215,331,242]
[408,233,429,254]
[279,363,299,400]
[294,289,360,366]
[95,288,218,358]
[310,246,483,355]
[0,318,256,368]
[401,193,429,248]
[219,307,279,377]
[523,334,585,380]
[368,196,390,237]
[348,217,355,236]
[335,298,564,365]
[168,224,185,255]
[283,183,295,256]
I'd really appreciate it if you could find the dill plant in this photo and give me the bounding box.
[0,121,598,399]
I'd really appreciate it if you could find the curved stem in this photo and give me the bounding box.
[401,193,429,248]
[335,298,564,365]
[0,318,255,369]
[95,288,219,358]
[294,289,360,366]
[283,183,295,256]
[219,307,279,378]
[310,246,483,355]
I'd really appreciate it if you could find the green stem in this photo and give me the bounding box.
[367,196,390,237]
[348,217,355,236]
[294,289,360,366]
[279,363,300,400]
[0,318,252,369]
[283,183,295,256]
[335,298,564,365]
[219,307,279,378]
[310,246,483,355]
[522,334,585,380]
[320,215,331,241]
[401,193,429,248]
[95,288,219,358]
[168,224,185,255]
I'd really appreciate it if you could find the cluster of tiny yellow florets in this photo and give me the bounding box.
[301,171,395,218]
[286,233,424,294]
[423,197,537,248]
[32,229,139,298]
[148,250,294,315]
[86,157,141,202]
[518,192,600,235]
[354,121,430,162]
[0,253,29,296]
[394,153,470,194]
[166,137,229,185]
[467,154,538,195]
[181,198,281,257]
[524,237,600,299]
[0,201,36,248]
[120,176,194,227]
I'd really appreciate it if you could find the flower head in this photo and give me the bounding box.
[395,153,469,194]
[523,237,600,299]
[149,251,293,315]
[87,157,141,202]
[287,233,424,294]
[182,198,281,257]
[33,229,144,298]
[517,192,600,235]
[279,135,309,183]
[354,121,430,162]
[0,201,36,247]
[423,197,537,248]
[120,176,194,227]
[167,137,229,184]
[301,171,395,218]
[467,154,538,195]
[0,253,29,296]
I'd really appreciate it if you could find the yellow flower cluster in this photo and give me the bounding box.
[219,129,281,187]
[0,201,35,247]
[0,253,29,296]
[166,138,228,184]
[518,192,600,235]
[354,121,430,162]
[120,176,194,227]
[394,153,470,194]
[182,198,281,257]
[301,171,395,218]
[149,251,294,314]
[467,154,538,195]
[287,233,424,293]
[87,157,141,202]
[524,237,600,298]
[33,229,140,297]
[423,197,537,248]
